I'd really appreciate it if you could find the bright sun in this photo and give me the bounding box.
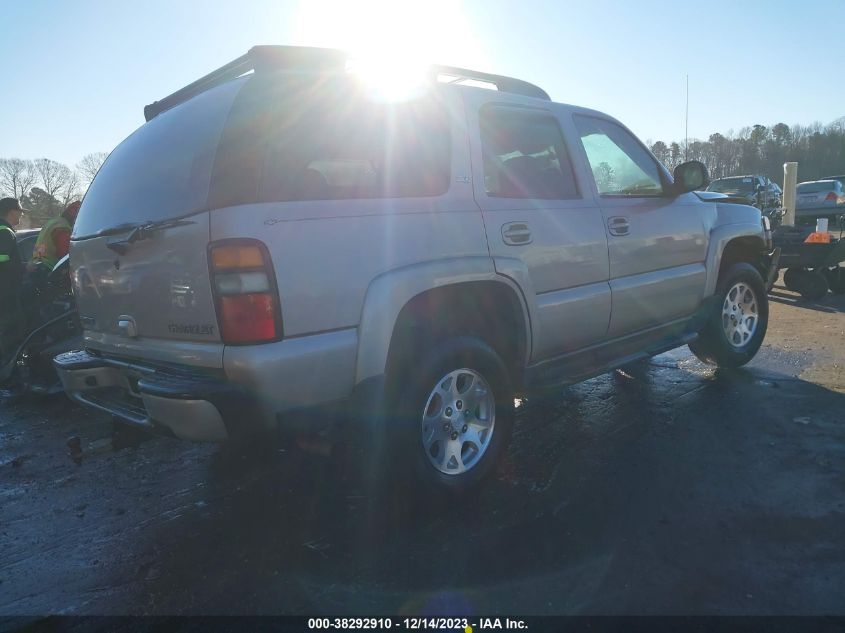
[292,0,487,100]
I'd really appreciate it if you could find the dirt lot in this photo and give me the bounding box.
[1,285,844,617]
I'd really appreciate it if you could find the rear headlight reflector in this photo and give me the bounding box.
[208,240,281,344]
[214,271,271,295]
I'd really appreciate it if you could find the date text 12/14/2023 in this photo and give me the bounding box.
[307,618,528,630]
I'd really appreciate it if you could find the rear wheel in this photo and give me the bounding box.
[797,270,829,301]
[388,337,514,496]
[783,267,805,291]
[689,263,768,368]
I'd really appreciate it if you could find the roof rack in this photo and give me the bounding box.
[143,46,550,121]
[431,65,550,101]
[143,46,346,121]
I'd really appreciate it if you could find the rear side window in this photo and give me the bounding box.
[480,107,578,199]
[258,83,450,202]
[74,78,245,239]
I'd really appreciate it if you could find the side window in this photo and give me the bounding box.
[573,115,664,196]
[479,107,578,200]
[259,89,450,202]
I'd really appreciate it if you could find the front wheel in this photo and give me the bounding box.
[689,263,769,368]
[390,337,514,496]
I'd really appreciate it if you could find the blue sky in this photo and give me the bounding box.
[2,0,843,167]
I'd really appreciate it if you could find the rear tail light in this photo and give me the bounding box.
[825,192,837,202]
[209,241,282,344]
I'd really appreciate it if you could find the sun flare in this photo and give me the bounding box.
[293,0,487,100]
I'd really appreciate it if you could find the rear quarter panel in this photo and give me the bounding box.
[209,196,488,338]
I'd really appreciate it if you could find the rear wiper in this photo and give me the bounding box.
[105,218,197,255]
[84,222,144,239]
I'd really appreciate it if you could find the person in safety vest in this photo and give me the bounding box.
[0,197,27,365]
[30,200,81,272]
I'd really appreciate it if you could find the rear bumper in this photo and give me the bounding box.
[54,350,246,442]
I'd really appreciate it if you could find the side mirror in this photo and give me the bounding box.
[756,184,765,193]
[672,160,709,194]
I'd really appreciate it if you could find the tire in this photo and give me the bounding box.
[689,263,769,368]
[783,267,805,291]
[823,266,845,295]
[797,270,829,301]
[387,336,514,496]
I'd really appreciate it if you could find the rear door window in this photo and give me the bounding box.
[257,83,451,202]
[479,106,579,200]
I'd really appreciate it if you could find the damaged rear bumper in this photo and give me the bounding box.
[54,349,249,442]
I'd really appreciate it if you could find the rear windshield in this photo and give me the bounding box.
[707,177,754,193]
[798,181,836,193]
[73,78,245,239]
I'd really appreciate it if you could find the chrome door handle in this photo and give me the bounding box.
[608,216,630,236]
[502,222,532,245]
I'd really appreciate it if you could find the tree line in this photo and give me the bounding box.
[649,118,845,185]
[3,118,844,225]
[0,153,107,228]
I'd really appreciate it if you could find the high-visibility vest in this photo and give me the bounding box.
[32,216,71,270]
[0,224,14,263]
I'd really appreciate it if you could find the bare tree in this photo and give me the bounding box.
[650,141,669,166]
[34,158,72,203]
[76,152,108,190]
[0,158,37,199]
[61,170,81,207]
[594,162,616,192]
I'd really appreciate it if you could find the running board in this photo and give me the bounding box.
[524,330,699,393]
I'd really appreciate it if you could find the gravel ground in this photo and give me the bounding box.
[1,285,843,616]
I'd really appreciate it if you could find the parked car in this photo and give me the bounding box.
[706,175,780,209]
[821,175,845,188]
[55,46,775,494]
[795,179,845,224]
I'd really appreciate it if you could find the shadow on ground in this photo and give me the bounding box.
[768,286,845,314]
[4,350,841,617]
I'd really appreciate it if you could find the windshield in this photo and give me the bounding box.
[707,177,754,193]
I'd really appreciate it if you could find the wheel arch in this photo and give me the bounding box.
[706,226,767,296]
[354,258,532,390]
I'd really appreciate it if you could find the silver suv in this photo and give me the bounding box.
[56,46,775,493]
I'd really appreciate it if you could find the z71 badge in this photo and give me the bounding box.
[168,323,215,336]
